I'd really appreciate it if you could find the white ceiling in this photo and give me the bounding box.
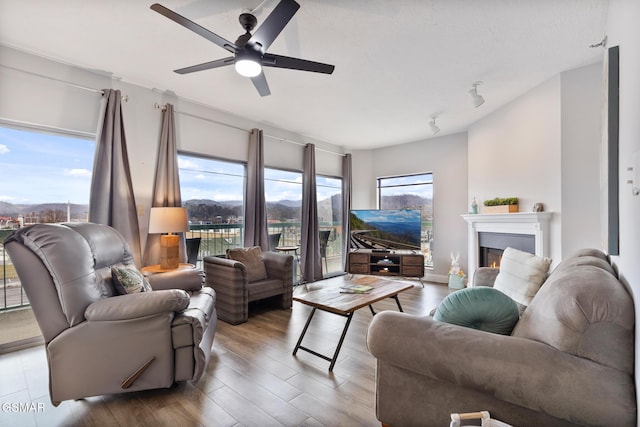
[0,0,608,150]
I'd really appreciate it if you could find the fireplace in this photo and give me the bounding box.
[478,232,535,267]
[462,212,553,283]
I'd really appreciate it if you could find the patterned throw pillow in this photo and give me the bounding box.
[111,265,152,294]
[226,246,268,282]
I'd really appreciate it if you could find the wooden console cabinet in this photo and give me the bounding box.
[348,250,425,278]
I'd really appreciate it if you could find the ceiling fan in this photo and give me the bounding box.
[150,0,335,96]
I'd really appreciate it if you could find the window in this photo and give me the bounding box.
[178,154,245,256]
[264,168,302,248]
[0,125,94,310]
[378,173,434,268]
[317,175,343,276]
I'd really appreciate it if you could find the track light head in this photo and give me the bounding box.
[429,116,440,135]
[469,81,485,108]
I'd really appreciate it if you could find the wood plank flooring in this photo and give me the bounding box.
[0,275,450,427]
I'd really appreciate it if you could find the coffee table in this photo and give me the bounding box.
[292,277,413,371]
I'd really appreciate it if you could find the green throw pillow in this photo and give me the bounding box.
[111,265,152,294]
[434,287,520,335]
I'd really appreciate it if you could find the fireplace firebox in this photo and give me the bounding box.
[478,232,535,267]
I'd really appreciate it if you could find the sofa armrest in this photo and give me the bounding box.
[367,311,636,427]
[85,289,190,321]
[203,256,247,284]
[147,268,205,291]
[262,251,293,286]
[472,267,499,287]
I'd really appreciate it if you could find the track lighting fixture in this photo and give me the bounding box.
[469,81,485,108]
[429,116,440,135]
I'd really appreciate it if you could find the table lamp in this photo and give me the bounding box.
[148,207,189,270]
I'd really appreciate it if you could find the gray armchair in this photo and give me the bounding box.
[4,222,217,406]
[204,249,293,325]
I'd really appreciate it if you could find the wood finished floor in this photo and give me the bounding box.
[0,276,451,427]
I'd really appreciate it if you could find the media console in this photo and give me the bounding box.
[347,250,425,280]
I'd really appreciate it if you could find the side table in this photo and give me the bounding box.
[275,246,301,285]
[141,263,196,276]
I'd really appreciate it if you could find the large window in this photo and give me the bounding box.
[178,154,245,257]
[378,173,434,268]
[317,175,343,276]
[264,167,302,248]
[0,125,94,310]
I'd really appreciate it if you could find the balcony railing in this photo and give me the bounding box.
[1,230,28,311]
[1,222,344,311]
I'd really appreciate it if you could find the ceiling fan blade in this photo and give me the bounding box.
[263,53,335,74]
[174,57,235,74]
[250,72,271,97]
[248,0,300,53]
[150,3,237,53]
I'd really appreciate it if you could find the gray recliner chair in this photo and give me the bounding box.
[4,222,217,406]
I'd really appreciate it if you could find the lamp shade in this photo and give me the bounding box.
[148,207,189,234]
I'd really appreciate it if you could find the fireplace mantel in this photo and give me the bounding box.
[462,212,553,283]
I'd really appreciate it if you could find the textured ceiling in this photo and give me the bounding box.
[0,0,608,149]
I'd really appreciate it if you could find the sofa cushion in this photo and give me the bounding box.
[434,286,520,335]
[226,246,268,282]
[493,247,551,307]
[111,265,152,294]
[512,264,635,373]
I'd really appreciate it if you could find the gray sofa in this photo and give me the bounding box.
[5,222,217,406]
[367,248,636,426]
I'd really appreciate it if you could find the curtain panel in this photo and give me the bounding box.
[144,103,187,266]
[244,128,269,250]
[341,153,352,271]
[89,89,142,266]
[301,143,322,282]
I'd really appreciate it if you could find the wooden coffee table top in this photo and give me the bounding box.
[293,277,413,316]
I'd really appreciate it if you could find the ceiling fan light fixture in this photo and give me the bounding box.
[235,58,262,77]
[469,81,485,108]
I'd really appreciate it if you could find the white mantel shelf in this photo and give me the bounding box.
[462,212,553,283]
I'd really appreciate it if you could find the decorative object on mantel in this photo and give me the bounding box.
[470,196,478,214]
[533,202,544,212]
[448,252,466,289]
[483,197,519,214]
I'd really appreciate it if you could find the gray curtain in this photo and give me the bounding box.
[144,103,187,265]
[244,128,269,250]
[89,89,142,266]
[342,153,352,272]
[301,143,322,282]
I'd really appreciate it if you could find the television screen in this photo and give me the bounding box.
[349,209,421,251]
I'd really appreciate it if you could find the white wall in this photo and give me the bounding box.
[606,0,640,406]
[350,132,468,281]
[560,63,603,255]
[467,63,603,268]
[0,45,346,252]
[468,76,563,264]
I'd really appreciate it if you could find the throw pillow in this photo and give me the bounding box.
[434,287,520,335]
[493,247,551,307]
[226,246,268,282]
[111,265,152,294]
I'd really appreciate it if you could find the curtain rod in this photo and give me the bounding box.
[0,64,128,100]
[0,117,97,139]
[154,102,344,156]
[154,103,247,133]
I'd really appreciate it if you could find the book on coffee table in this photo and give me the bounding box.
[340,283,373,294]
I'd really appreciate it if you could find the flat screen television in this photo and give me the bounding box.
[349,209,421,252]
